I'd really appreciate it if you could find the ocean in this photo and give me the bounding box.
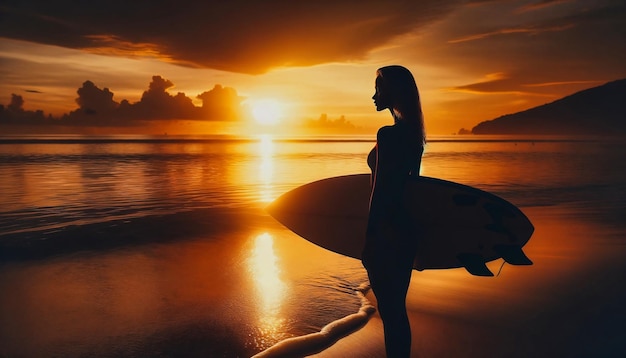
[1,134,625,357]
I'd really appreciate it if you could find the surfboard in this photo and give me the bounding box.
[267,174,534,276]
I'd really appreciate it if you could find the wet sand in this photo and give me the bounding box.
[0,208,367,358]
[310,206,626,357]
[1,205,624,357]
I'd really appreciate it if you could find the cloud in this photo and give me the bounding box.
[446,73,608,99]
[444,71,606,106]
[304,114,359,132]
[410,0,626,94]
[0,0,463,74]
[0,76,244,127]
[447,1,623,44]
[516,0,571,13]
[126,76,197,120]
[448,77,539,96]
[197,85,244,120]
[522,80,605,88]
[447,23,573,44]
[0,93,48,125]
[8,94,25,112]
[74,76,243,123]
[75,80,118,115]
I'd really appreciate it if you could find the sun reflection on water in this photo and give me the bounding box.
[248,232,287,348]
[257,135,275,203]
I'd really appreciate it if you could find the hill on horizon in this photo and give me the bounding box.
[470,79,626,135]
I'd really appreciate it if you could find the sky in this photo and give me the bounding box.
[1,0,625,136]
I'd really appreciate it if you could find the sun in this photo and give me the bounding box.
[251,99,283,125]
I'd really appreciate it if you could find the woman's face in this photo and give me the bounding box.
[372,75,391,112]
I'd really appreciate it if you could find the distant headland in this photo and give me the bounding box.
[466,79,626,135]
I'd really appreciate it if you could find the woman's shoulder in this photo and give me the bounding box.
[377,123,423,149]
[376,125,399,140]
[377,124,411,143]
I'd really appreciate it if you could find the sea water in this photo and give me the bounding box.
[0,134,624,357]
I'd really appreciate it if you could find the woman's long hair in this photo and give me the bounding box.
[377,65,426,144]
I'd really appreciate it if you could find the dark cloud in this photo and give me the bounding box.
[304,114,358,132]
[516,0,571,13]
[128,76,196,120]
[8,93,24,112]
[415,0,626,92]
[450,75,606,95]
[0,76,244,127]
[447,22,574,44]
[0,93,48,125]
[75,80,118,115]
[0,0,461,74]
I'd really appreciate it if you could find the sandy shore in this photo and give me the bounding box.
[1,205,624,357]
[310,206,626,357]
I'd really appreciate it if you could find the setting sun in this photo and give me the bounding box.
[251,99,283,125]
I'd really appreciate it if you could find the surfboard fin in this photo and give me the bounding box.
[494,245,533,265]
[457,253,494,277]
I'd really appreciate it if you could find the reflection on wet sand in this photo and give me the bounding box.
[248,232,287,348]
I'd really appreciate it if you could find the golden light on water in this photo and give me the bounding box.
[257,135,275,203]
[248,232,287,346]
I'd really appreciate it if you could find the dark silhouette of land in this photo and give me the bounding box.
[470,79,626,135]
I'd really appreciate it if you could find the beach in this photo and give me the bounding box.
[1,135,624,357]
[2,204,624,357]
[311,206,626,357]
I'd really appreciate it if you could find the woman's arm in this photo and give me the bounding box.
[368,126,408,236]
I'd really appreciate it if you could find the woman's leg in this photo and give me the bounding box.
[365,247,414,358]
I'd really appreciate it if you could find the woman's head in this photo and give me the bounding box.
[373,65,425,142]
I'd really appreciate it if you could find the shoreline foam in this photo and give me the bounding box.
[252,284,375,358]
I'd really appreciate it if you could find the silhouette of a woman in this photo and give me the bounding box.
[362,65,425,357]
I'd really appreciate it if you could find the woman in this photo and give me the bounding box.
[362,65,426,357]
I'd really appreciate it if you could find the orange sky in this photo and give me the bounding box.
[1,0,625,135]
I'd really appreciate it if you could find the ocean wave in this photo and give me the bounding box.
[252,284,375,358]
